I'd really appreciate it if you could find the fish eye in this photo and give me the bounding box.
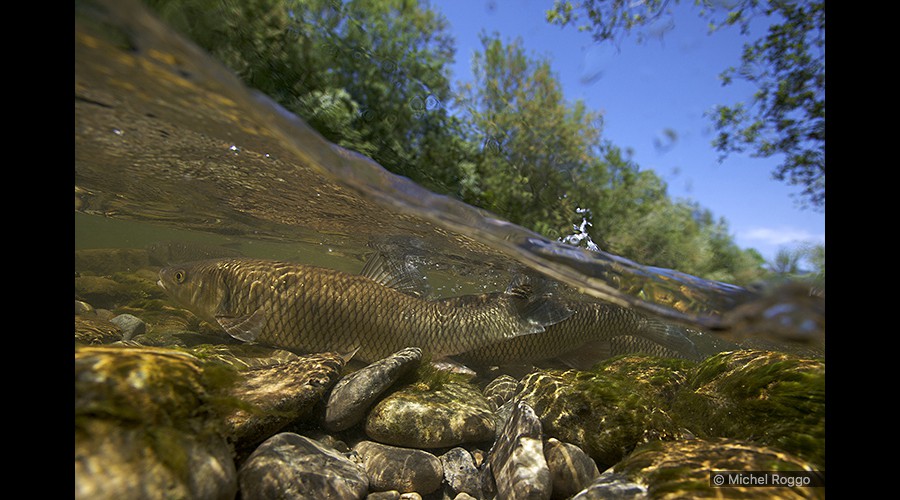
[174,270,186,283]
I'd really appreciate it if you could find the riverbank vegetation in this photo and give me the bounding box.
[144,0,823,287]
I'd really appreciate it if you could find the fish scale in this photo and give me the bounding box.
[453,300,702,367]
[158,257,699,366]
[158,258,562,363]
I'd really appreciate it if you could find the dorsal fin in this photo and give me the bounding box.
[360,252,432,298]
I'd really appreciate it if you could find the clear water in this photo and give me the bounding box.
[74,0,823,352]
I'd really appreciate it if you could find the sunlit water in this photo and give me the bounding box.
[74,0,823,355]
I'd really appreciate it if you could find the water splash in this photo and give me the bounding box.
[560,207,600,253]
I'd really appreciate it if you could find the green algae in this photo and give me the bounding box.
[613,438,824,499]
[74,345,243,432]
[670,350,825,468]
[517,355,695,469]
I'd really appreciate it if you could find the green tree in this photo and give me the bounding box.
[146,0,470,196]
[454,33,605,239]
[546,0,825,210]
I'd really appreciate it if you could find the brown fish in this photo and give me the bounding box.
[157,256,573,363]
[158,256,700,366]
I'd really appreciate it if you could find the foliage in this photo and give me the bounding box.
[145,0,770,284]
[546,0,825,210]
[453,33,604,240]
[455,34,765,282]
[147,0,469,196]
[766,242,824,291]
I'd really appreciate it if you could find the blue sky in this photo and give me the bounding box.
[427,0,825,265]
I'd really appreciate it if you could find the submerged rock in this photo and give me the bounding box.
[489,401,552,500]
[571,471,648,499]
[74,248,151,275]
[517,357,693,470]
[482,374,519,411]
[76,418,236,500]
[238,432,368,500]
[75,315,123,345]
[365,380,495,448]
[225,351,347,457]
[612,437,824,499]
[74,275,139,310]
[671,349,825,468]
[74,345,240,499]
[110,313,146,340]
[440,447,483,499]
[354,440,443,495]
[325,347,423,432]
[544,438,600,499]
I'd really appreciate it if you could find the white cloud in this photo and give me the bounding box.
[739,227,825,247]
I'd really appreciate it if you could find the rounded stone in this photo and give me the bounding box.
[238,433,368,500]
[365,382,495,448]
[353,440,443,494]
[110,313,147,340]
[544,438,600,499]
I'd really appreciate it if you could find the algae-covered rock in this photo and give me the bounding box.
[225,351,347,457]
[612,437,824,499]
[74,345,241,499]
[365,380,495,448]
[671,349,825,468]
[75,275,140,310]
[74,345,239,426]
[517,356,695,470]
[75,315,123,345]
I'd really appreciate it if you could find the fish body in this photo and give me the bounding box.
[453,300,703,368]
[157,257,699,366]
[157,258,571,363]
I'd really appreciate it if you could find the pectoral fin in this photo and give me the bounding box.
[506,274,574,336]
[639,322,702,361]
[216,308,266,343]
